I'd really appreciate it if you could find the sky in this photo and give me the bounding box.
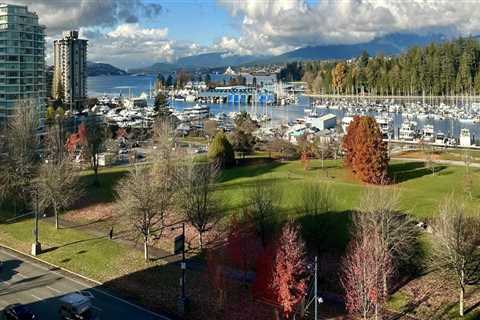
[7,0,480,69]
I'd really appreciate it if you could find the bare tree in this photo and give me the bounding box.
[203,119,218,141]
[244,180,281,247]
[341,228,393,320]
[299,182,334,216]
[84,120,107,186]
[355,187,419,296]
[463,150,473,200]
[430,194,480,317]
[425,146,436,176]
[177,160,221,250]
[0,101,40,211]
[36,158,83,229]
[151,118,177,162]
[115,163,177,261]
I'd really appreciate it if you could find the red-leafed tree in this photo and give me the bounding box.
[206,248,228,310]
[65,123,87,153]
[271,221,309,319]
[252,242,277,303]
[341,230,393,320]
[226,215,261,279]
[342,116,390,184]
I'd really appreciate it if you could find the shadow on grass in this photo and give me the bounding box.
[218,161,286,183]
[39,235,106,255]
[297,211,353,255]
[74,169,129,209]
[389,161,447,183]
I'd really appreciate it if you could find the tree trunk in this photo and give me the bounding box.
[199,232,203,250]
[144,238,149,261]
[54,204,59,230]
[460,286,464,316]
[460,268,465,317]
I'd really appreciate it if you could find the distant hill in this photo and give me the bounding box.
[87,62,127,77]
[176,52,260,68]
[255,33,447,64]
[129,32,449,74]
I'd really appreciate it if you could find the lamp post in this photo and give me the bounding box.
[31,187,41,256]
[172,222,188,314]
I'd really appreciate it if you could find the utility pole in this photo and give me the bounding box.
[314,256,318,320]
[31,188,41,256]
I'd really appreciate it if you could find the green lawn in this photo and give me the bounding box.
[1,159,479,318]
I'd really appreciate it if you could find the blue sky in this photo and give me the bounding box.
[144,0,240,45]
[12,0,480,68]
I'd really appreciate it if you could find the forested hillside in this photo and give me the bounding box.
[279,37,480,96]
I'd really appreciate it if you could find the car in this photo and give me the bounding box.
[59,293,98,320]
[3,304,36,320]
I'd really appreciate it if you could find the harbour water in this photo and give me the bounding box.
[88,75,480,138]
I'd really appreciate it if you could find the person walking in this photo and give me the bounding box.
[109,227,114,240]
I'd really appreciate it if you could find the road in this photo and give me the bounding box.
[0,248,171,320]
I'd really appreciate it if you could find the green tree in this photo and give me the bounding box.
[208,132,235,168]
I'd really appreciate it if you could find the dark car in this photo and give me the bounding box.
[3,304,36,320]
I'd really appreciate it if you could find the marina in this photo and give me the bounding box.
[86,75,480,148]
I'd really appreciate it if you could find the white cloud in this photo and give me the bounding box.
[217,0,480,55]
[107,23,168,39]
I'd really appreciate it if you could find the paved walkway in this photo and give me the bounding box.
[391,157,480,168]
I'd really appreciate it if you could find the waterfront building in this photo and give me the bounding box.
[0,3,46,126]
[53,30,87,110]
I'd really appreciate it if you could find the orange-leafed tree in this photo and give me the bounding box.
[65,122,87,154]
[342,116,390,184]
[271,221,309,319]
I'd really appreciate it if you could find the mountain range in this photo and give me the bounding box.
[87,61,128,77]
[118,33,450,75]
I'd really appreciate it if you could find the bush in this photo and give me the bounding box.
[208,132,235,168]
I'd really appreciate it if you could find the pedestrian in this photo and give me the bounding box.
[109,227,113,240]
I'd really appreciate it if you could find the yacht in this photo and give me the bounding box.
[399,120,418,141]
[341,116,354,134]
[422,124,435,142]
[183,104,210,121]
[435,132,446,145]
[375,116,394,139]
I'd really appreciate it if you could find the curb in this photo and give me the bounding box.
[0,243,173,320]
[0,243,102,285]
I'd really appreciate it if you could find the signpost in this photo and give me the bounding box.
[172,223,188,315]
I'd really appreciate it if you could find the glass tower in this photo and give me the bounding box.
[0,3,46,125]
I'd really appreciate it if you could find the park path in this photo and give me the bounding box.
[391,157,480,168]
[53,216,179,264]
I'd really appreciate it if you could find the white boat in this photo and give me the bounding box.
[435,132,446,145]
[375,116,394,139]
[422,124,435,142]
[399,120,418,141]
[183,104,210,121]
[341,116,354,134]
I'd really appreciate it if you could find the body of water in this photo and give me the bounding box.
[88,75,480,139]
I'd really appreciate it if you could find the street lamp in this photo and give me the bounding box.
[171,222,188,315]
[31,187,41,256]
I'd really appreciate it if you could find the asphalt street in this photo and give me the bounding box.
[0,248,170,320]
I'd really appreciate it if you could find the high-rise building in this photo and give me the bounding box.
[53,30,87,110]
[0,3,46,125]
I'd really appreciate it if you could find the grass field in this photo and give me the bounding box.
[1,159,479,319]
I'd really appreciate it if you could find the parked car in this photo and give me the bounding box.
[59,292,98,320]
[3,304,36,320]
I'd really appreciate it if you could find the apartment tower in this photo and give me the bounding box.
[53,30,87,110]
[0,3,46,126]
